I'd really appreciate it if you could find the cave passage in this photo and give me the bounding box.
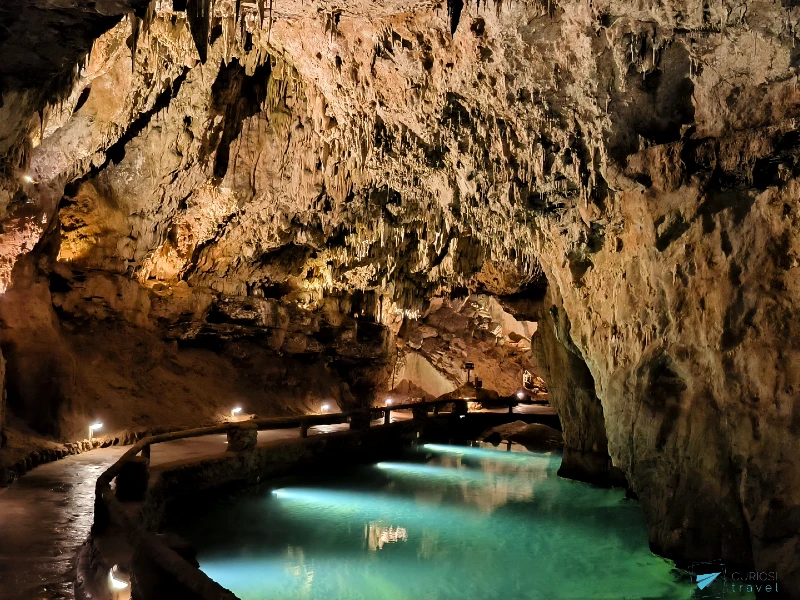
[0,0,798,596]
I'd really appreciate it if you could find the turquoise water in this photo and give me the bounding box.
[171,443,703,600]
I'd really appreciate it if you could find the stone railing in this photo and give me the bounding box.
[84,399,498,600]
[0,428,165,487]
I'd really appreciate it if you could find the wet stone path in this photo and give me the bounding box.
[0,425,340,599]
[0,448,127,600]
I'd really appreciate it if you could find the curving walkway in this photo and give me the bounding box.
[0,406,555,599]
[0,447,128,600]
[0,426,339,600]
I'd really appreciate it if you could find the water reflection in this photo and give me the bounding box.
[172,443,709,600]
[365,522,408,551]
[376,451,553,513]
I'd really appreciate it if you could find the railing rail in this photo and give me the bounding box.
[96,394,520,495]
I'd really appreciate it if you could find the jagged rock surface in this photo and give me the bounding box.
[0,0,798,592]
[392,293,540,399]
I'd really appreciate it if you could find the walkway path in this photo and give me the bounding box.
[0,447,127,600]
[0,426,328,600]
[0,406,555,599]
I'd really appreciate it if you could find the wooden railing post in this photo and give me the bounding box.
[300,419,309,438]
[384,409,391,425]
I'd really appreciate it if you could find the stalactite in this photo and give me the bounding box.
[256,0,266,27]
[447,0,464,35]
[186,0,211,62]
[142,0,156,34]
[268,0,274,41]
[130,14,141,71]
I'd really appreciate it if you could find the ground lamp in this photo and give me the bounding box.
[108,564,131,599]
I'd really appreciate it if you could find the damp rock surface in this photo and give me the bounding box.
[0,0,797,590]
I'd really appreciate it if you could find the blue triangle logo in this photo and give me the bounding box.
[696,572,722,590]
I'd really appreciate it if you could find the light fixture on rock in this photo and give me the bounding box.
[231,407,242,417]
[89,422,103,440]
[108,564,131,597]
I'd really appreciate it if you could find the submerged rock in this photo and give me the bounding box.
[481,421,563,453]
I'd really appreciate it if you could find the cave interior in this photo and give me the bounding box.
[0,0,798,597]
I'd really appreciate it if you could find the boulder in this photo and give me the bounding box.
[481,421,564,452]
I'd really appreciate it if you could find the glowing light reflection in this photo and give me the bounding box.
[375,462,494,483]
[420,443,556,464]
[268,487,472,524]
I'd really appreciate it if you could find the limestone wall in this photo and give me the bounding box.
[0,0,797,588]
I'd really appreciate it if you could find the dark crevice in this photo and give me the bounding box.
[105,68,190,167]
[210,59,272,181]
[720,290,757,351]
[655,213,690,252]
[72,86,91,114]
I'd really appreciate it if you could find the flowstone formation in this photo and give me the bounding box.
[0,0,799,592]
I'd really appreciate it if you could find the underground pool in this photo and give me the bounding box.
[169,443,724,600]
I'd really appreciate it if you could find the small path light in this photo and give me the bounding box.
[321,403,331,413]
[231,407,242,417]
[108,564,131,597]
[385,398,393,406]
[517,390,526,400]
[89,422,103,440]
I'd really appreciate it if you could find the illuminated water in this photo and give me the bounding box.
[171,443,705,600]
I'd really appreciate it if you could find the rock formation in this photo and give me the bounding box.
[0,0,798,594]
[392,293,539,399]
